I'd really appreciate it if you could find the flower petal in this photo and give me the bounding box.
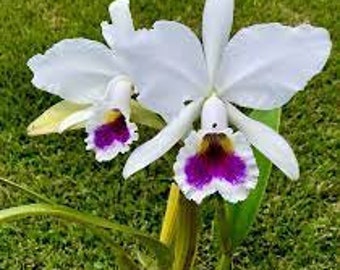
[227,103,299,180]
[174,129,258,204]
[58,107,94,133]
[27,101,89,136]
[28,38,122,104]
[216,24,332,109]
[123,99,203,178]
[101,0,134,48]
[203,0,234,81]
[118,21,209,121]
[85,107,138,162]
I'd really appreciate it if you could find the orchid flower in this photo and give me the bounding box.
[27,0,140,162]
[121,0,331,203]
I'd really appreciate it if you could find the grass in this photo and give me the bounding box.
[0,0,339,269]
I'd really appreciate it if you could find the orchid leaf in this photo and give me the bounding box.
[0,204,172,269]
[228,108,281,247]
[90,226,141,270]
[130,100,165,130]
[27,101,88,136]
[0,177,55,204]
[136,251,158,269]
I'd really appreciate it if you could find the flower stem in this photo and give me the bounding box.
[218,254,233,270]
[160,183,180,246]
[215,198,233,270]
[160,183,200,269]
[173,192,199,270]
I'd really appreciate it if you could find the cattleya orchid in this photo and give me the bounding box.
[27,0,139,162]
[121,0,331,203]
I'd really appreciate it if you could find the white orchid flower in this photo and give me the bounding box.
[27,0,140,162]
[121,0,331,203]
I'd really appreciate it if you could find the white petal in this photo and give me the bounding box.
[58,107,94,133]
[123,99,203,178]
[201,95,228,131]
[216,24,332,109]
[101,0,134,48]
[227,103,299,180]
[28,38,122,104]
[118,21,209,121]
[203,0,234,81]
[105,77,133,116]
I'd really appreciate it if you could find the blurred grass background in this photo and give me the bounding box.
[0,0,339,269]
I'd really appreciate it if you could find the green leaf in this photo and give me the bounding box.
[0,203,172,269]
[228,108,281,247]
[136,251,158,269]
[130,100,165,130]
[90,227,141,270]
[0,177,55,204]
[27,101,88,136]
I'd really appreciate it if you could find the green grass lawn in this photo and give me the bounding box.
[0,0,339,269]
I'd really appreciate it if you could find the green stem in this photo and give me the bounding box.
[218,254,233,270]
[173,192,199,270]
[160,183,180,246]
[215,198,233,270]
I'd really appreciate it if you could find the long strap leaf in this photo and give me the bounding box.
[228,109,281,247]
[0,203,172,269]
[89,226,141,270]
[0,177,55,204]
[215,108,281,257]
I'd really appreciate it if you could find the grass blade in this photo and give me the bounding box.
[0,177,55,204]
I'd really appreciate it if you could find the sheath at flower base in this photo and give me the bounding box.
[27,0,141,162]
[121,0,331,203]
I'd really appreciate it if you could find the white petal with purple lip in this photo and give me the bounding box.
[174,129,258,204]
[85,107,138,162]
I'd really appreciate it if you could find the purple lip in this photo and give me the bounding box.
[184,133,247,189]
[94,111,130,150]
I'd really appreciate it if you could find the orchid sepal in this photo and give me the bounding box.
[27,100,166,137]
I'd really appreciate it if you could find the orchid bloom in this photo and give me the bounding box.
[27,0,139,162]
[121,0,331,203]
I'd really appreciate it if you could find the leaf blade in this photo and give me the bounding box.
[0,177,55,204]
[0,203,172,268]
[229,109,281,247]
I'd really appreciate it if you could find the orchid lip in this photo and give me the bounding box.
[85,108,138,162]
[184,133,247,190]
[174,129,259,204]
[93,109,130,150]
